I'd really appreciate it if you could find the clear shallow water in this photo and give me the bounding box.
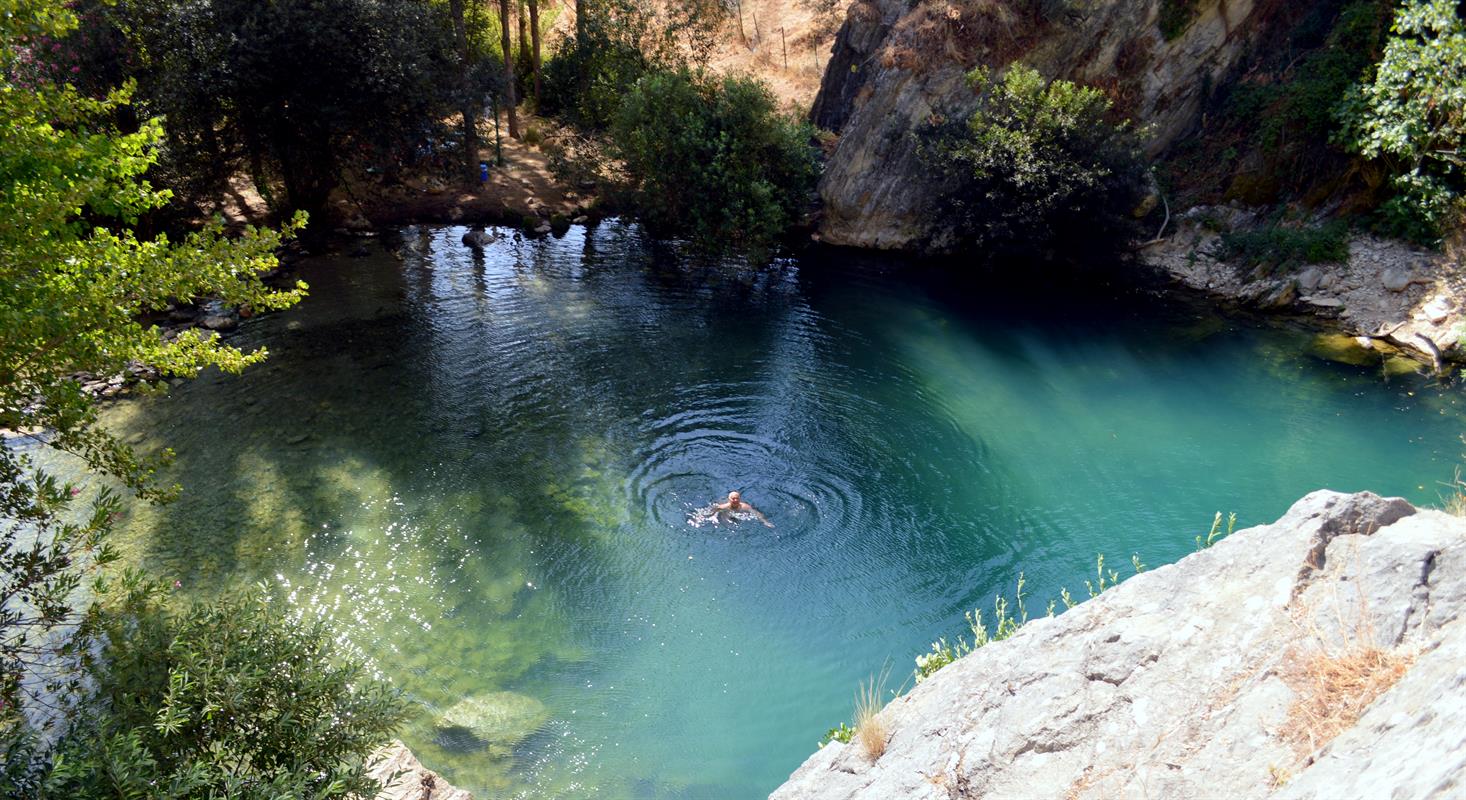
[80,223,1461,797]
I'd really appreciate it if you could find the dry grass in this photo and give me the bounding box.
[1442,467,1466,517]
[854,669,890,760]
[1282,642,1413,755]
[1282,582,1416,757]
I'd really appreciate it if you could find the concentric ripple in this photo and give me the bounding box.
[626,386,864,542]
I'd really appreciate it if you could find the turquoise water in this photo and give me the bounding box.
[90,223,1460,797]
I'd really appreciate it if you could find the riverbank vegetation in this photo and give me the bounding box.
[920,64,1149,260]
[1,1,407,794]
[1165,0,1465,248]
[34,0,819,254]
[608,69,817,252]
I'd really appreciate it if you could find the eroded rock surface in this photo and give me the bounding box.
[370,740,474,800]
[771,491,1466,799]
[813,0,1294,249]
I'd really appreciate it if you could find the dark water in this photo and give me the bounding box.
[87,223,1460,797]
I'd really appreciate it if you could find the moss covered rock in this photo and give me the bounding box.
[436,691,550,756]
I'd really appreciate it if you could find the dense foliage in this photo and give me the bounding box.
[71,0,461,215]
[26,584,408,799]
[3,3,407,794]
[1337,0,1466,242]
[0,0,306,721]
[922,64,1148,258]
[541,0,724,129]
[1216,220,1352,274]
[609,69,818,253]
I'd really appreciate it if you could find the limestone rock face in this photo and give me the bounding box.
[369,740,474,800]
[813,0,1297,249]
[770,491,1466,799]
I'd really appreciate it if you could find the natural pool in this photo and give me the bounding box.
[86,223,1460,797]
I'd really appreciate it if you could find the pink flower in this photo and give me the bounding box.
[71,66,80,74]
[173,580,182,589]
[70,487,81,496]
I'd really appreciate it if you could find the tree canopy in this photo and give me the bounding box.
[69,0,462,215]
[0,0,304,719]
[922,64,1149,259]
[608,68,818,254]
[1338,0,1466,242]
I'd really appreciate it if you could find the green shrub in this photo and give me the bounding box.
[609,68,818,253]
[921,64,1148,259]
[819,722,854,747]
[1337,0,1466,243]
[539,0,723,130]
[1216,220,1351,273]
[36,582,409,800]
[542,33,654,130]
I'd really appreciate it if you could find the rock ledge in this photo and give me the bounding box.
[772,491,1466,799]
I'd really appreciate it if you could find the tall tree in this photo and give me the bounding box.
[449,0,482,182]
[500,0,519,138]
[77,0,459,216]
[529,0,542,106]
[518,0,529,73]
[0,0,306,716]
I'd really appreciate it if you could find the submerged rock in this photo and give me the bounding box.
[1308,333,1385,367]
[772,492,1466,799]
[436,691,549,756]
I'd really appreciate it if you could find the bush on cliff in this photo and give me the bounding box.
[609,68,818,254]
[921,64,1149,260]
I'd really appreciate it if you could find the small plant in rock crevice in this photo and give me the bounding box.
[824,513,1238,745]
[1281,581,1415,758]
[854,670,891,761]
[818,722,854,748]
[1196,511,1237,550]
[1442,467,1466,517]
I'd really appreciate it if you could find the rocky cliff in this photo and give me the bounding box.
[812,0,1296,249]
[771,491,1466,799]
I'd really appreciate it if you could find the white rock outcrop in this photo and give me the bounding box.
[772,491,1466,799]
[370,740,474,800]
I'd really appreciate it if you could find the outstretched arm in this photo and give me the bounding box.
[747,504,774,528]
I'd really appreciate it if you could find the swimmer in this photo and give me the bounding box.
[710,491,774,528]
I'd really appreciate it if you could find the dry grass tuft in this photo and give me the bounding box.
[1282,633,1414,756]
[854,670,890,761]
[1442,467,1466,517]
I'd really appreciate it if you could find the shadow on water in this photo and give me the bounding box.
[82,221,1463,798]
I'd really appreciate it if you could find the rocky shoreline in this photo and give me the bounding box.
[1141,205,1463,373]
[369,741,473,800]
[772,490,1466,799]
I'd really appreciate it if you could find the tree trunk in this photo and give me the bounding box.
[500,0,519,139]
[517,0,529,71]
[575,0,585,45]
[449,0,481,182]
[528,0,542,106]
